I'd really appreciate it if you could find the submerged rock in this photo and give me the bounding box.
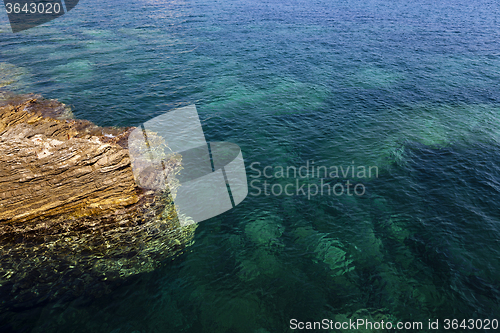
[0,93,195,311]
[292,226,354,277]
[237,248,283,282]
[244,210,285,249]
[0,63,26,90]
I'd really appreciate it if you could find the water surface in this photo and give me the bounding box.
[1,0,500,331]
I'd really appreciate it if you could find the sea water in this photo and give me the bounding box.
[1,0,500,332]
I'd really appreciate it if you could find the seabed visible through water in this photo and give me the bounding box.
[1,0,500,331]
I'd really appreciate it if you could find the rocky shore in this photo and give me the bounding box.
[0,92,195,311]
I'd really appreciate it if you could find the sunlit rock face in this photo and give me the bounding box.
[0,93,195,310]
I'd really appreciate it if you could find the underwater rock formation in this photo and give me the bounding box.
[292,226,354,277]
[0,62,26,90]
[0,92,195,311]
[244,210,284,249]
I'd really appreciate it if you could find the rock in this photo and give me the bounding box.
[237,248,282,282]
[0,95,140,222]
[292,226,354,277]
[244,210,284,249]
[0,63,26,90]
[0,93,195,311]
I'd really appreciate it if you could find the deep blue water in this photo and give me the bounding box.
[1,0,500,332]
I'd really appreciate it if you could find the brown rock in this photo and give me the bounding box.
[0,93,195,311]
[0,96,141,222]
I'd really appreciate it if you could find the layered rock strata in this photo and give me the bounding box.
[0,93,194,310]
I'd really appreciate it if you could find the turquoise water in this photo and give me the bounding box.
[1,0,500,331]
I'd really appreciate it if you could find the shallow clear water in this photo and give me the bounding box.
[1,0,500,332]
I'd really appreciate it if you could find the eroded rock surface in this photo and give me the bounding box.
[0,94,139,222]
[0,93,195,311]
